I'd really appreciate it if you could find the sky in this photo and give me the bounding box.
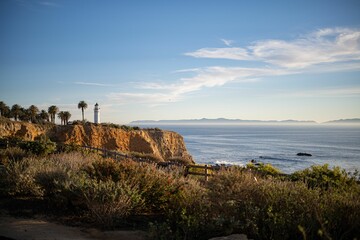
[0,0,360,124]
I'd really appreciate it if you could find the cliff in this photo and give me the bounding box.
[0,120,52,141]
[0,120,193,164]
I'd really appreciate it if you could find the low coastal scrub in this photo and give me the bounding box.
[99,122,140,131]
[0,137,57,157]
[290,164,359,190]
[0,150,359,239]
[246,162,283,177]
[129,152,163,163]
[207,168,360,239]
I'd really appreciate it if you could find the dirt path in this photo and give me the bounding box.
[0,215,146,240]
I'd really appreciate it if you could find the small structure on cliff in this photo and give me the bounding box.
[94,103,100,124]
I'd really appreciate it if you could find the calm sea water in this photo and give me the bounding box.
[145,125,360,174]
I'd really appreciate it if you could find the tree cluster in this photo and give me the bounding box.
[0,100,89,125]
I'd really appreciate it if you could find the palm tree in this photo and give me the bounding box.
[18,108,30,122]
[28,105,39,123]
[2,106,10,118]
[63,111,71,125]
[38,110,49,123]
[57,111,65,125]
[78,101,88,121]
[48,105,59,124]
[11,104,22,121]
[0,101,7,117]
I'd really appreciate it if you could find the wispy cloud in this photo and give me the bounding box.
[107,92,182,106]
[38,1,60,7]
[108,66,293,105]
[185,47,251,61]
[74,82,117,87]
[186,28,360,69]
[221,38,234,47]
[12,0,60,8]
[109,28,360,105]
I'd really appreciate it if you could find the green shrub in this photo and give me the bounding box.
[114,160,177,213]
[163,177,209,239]
[56,143,82,153]
[317,188,360,239]
[67,159,188,228]
[0,137,8,148]
[0,152,99,198]
[167,157,193,166]
[0,136,23,148]
[0,147,27,162]
[0,157,44,197]
[129,152,163,163]
[206,167,360,240]
[49,152,99,170]
[95,123,140,131]
[83,158,122,182]
[19,139,56,156]
[74,178,143,227]
[120,125,133,131]
[207,168,263,236]
[246,162,282,177]
[79,158,200,221]
[34,166,70,198]
[258,181,321,239]
[291,164,358,190]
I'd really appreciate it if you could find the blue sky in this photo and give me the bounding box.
[0,0,359,124]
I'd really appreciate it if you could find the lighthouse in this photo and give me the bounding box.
[94,103,100,124]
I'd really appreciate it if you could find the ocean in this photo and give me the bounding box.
[146,125,360,174]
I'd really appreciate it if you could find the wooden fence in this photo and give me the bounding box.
[185,164,226,181]
[82,145,131,160]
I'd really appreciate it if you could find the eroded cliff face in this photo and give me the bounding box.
[0,120,193,163]
[0,120,52,141]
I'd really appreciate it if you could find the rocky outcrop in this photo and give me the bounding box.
[0,120,52,141]
[0,120,193,163]
[296,152,312,157]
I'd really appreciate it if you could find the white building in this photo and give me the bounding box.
[94,103,100,124]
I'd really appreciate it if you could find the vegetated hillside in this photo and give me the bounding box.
[0,119,193,163]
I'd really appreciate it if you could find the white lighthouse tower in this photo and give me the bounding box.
[94,103,100,124]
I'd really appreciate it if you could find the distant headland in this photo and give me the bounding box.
[323,118,360,124]
[131,118,360,125]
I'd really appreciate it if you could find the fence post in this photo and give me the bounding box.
[205,164,209,181]
[184,166,189,177]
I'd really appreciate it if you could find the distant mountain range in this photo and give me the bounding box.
[324,118,360,124]
[130,118,360,125]
[130,118,317,125]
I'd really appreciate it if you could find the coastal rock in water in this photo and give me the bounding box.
[0,120,194,164]
[297,152,312,157]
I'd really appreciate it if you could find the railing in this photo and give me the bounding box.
[82,145,131,160]
[185,164,227,181]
